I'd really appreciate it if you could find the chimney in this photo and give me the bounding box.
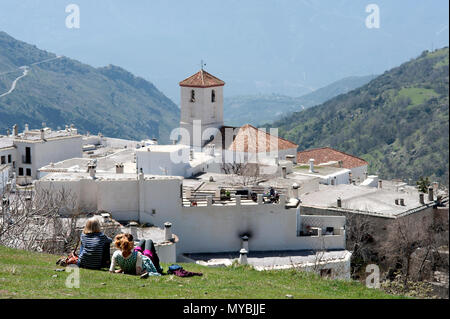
[428,187,434,202]
[164,222,173,242]
[115,163,124,174]
[241,235,249,252]
[337,197,342,207]
[292,183,300,199]
[378,180,382,189]
[129,221,138,240]
[24,124,29,133]
[432,182,439,193]
[40,128,45,140]
[419,193,425,205]
[239,248,248,265]
[13,124,18,137]
[309,159,315,173]
[88,163,96,179]
[7,129,10,137]
[281,166,287,178]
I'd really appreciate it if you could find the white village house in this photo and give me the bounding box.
[0,124,82,185]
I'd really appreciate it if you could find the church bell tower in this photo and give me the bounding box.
[179,68,225,149]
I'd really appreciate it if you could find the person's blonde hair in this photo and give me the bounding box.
[83,217,101,234]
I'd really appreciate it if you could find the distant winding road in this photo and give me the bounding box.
[0,55,62,98]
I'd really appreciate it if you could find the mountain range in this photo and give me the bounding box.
[271,47,449,186]
[0,31,179,143]
[224,75,376,127]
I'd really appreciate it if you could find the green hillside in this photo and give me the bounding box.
[0,31,179,143]
[0,245,400,299]
[224,75,376,127]
[272,48,449,186]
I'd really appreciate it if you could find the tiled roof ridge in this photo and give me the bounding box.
[240,124,298,148]
[298,146,368,164]
[179,70,225,87]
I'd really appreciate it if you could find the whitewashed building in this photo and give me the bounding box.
[0,124,83,185]
[135,144,216,177]
[35,171,347,259]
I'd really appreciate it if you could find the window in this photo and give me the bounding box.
[190,90,195,102]
[19,167,24,176]
[211,89,216,102]
[8,154,11,163]
[24,147,31,164]
[0,156,5,165]
[26,168,32,176]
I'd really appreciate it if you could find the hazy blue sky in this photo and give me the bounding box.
[0,0,448,102]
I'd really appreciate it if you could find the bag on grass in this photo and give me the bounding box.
[56,239,80,267]
[56,252,78,267]
[167,264,203,277]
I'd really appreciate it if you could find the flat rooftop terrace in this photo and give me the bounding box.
[0,137,14,149]
[293,164,350,177]
[40,149,136,173]
[300,182,442,217]
[39,172,182,182]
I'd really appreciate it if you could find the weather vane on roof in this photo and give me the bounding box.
[200,59,206,70]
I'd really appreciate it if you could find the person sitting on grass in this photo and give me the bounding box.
[109,233,161,277]
[77,217,112,270]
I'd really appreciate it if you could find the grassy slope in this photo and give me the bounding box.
[0,245,400,299]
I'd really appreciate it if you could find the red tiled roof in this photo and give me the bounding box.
[179,70,225,88]
[297,147,368,169]
[226,124,298,153]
